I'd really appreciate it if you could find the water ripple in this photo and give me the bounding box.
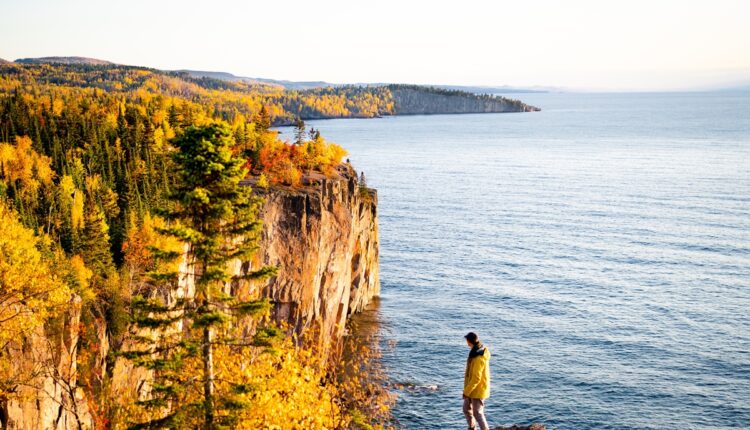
[290,92,750,429]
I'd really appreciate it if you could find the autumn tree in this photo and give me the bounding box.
[0,202,71,357]
[0,202,73,423]
[124,122,277,429]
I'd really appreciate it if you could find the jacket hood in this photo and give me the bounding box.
[468,342,486,358]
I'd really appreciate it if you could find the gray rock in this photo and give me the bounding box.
[493,424,547,430]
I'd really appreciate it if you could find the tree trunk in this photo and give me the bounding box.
[203,325,214,429]
[0,396,8,430]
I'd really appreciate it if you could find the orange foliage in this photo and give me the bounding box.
[250,134,347,186]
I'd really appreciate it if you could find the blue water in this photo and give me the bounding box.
[284,92,750,429]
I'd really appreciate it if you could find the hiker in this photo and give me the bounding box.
[463,331,491,430]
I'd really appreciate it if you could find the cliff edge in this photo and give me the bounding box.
[248,163,380,342]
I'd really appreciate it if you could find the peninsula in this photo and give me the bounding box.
[0,57,539,127]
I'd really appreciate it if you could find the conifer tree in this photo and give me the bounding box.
[124,122,277,429]
[293,118,306,146]
[254,105,271,131]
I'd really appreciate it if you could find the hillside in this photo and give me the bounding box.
[0,62,538,127]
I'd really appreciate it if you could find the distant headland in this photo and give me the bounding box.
[0,56,540,125]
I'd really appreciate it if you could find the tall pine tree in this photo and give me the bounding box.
[124,122,277,429]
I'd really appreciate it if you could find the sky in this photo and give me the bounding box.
[1,0,749,91]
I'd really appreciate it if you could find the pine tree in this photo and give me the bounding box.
[78,199,114,276]
[254,105,271,131]
[167,104,181,128]
[308,127,321,141]
[124,122,277,429]
[293,118,305,146]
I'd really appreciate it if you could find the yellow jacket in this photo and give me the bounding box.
[463,344,491,399]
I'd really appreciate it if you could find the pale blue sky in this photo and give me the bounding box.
[1,0,748,91]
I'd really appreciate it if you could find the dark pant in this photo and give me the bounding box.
[463,397,489,430]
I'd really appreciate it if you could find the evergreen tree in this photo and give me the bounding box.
[124,122,277,429]
[293,118,305,146]
[78,199,115,275]
[254,105,271,131]
[308,127,321,141]
[167,104,181,128]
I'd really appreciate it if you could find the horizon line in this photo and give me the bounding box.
[2,54,749,94]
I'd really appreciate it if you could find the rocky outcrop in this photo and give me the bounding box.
[390,85,539,115]
[249,163,380,342]
[2,296,91,430]
[493,425,547,430]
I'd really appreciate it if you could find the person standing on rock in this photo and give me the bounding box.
[463,331,491,430]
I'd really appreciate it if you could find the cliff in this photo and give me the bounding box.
[2,164,379,429]
[149,163,379,343]
[3,297,91,430]
[389,85,540,115]
[248,163,380,341]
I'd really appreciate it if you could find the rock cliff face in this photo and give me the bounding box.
[250,164,380,342]
[2,297,92,430]
[390,86,539,115]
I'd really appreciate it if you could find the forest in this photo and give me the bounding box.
[0,62,389,428]
[0,62,396,128]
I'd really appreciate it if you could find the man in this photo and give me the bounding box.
[463,332,491,430]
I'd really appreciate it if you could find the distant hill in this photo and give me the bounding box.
[361,83,551,94]
[178,70,549,94]
[15,56,113,65]
[176,69,266,84]
[177,69,329,90]
[714,82,750,92]
[434,84,552,94]
[9,57,545,93]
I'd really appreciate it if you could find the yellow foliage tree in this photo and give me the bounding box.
[0,136,56,223]
[118,331,347,430]
[217,338,344,430]
[122,212,183,296]
[0,202,72,395]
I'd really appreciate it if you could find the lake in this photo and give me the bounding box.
[282,91,750,429]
